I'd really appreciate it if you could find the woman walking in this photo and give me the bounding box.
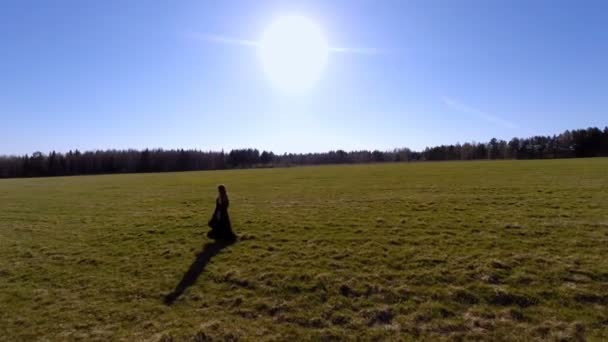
[207,185,236,241]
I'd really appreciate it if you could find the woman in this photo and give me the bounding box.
[207,185,236,241]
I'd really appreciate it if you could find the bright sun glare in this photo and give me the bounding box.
[258,16,328,93]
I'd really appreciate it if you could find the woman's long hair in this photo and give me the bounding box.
[218,184,228,203]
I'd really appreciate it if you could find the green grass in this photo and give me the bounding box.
[1,159,607,341]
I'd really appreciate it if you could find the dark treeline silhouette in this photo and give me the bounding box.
[422,127,608,161]
[1,127,607,178]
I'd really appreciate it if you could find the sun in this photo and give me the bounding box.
[258,16,329,93]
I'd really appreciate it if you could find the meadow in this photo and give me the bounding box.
[1,159,607,341]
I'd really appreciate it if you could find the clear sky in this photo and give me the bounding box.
[1,0,607,155]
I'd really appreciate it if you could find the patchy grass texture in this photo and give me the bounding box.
[1,159,607,341]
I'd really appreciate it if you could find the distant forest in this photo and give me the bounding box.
[1,127,607,178]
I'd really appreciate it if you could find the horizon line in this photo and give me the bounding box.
[2,125,605,158]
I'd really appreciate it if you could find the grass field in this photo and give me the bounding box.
[1,159,607,341]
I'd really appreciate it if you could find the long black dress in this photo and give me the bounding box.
[207,197,236,241]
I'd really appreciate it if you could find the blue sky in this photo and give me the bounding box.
[1,0,607,155]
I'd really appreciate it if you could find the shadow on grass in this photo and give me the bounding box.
[164,239,235,305]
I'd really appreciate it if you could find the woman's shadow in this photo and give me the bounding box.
[163,239,235,305]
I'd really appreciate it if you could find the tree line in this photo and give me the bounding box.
[422,127,608,161]
[0,127,606,178]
